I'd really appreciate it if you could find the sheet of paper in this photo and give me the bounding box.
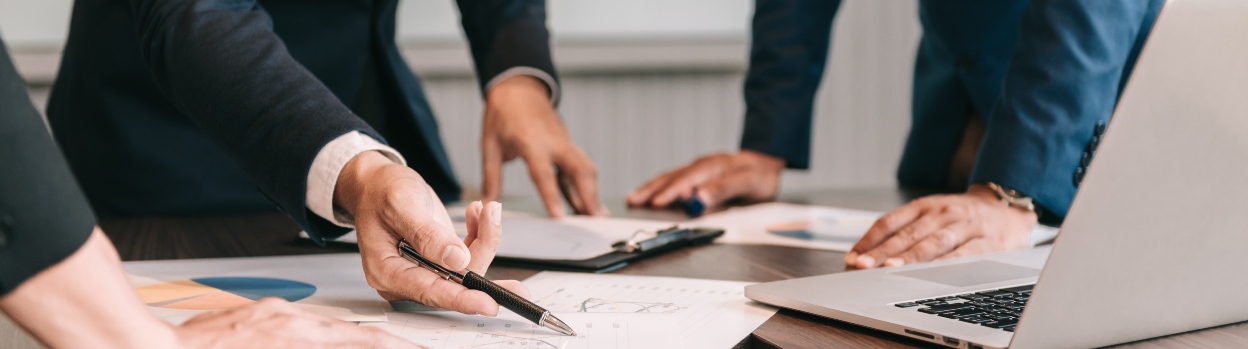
[689,202,882,251]
[521,272,777,349]
[124,254,388,325]
[688,202,1060,251]
[299,204,537,244]
[365,311,680,349]
[301,215,677,261]
[495,216,675,260]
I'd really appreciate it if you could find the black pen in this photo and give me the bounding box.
[396,240,576,336]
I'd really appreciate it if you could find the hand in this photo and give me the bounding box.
[176,298,419,349]
[627,150,785,210]
[0,228,416,349]
[335,152,529,316]
[844,184,1038,269]
[481,75,604,218]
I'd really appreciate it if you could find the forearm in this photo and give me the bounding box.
[455,0,559,98]
[971,0,1162,222]
[740,0,842,169]
[127,0,381,237]
[0,229,177,349]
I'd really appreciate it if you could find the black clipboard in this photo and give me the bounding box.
[493,226,724,273]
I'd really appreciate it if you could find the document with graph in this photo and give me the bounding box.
[521,272,778,349]
[365,312,679,349]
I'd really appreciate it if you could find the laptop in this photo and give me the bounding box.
[744,1,1248,348]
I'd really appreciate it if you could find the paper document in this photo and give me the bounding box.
[689,202,883,251]
[688,202,1060,251]
[301,215,677,261]
[366,312,680,349]
[124,254,388,324]
[300,204,536,244]
[522,272,777,349]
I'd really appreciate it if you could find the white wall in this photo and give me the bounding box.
[0,0,751,48]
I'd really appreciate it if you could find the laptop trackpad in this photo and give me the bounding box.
[891,260,1039,287]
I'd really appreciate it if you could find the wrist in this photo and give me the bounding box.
[739,150,786,171]
[486,75,550,105]
[969,184,1039,221]
[333,151,394,217]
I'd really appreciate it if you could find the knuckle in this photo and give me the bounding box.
[895,227,922,242]
[935,230,961,247]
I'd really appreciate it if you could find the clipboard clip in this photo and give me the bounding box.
[612,226,691,253]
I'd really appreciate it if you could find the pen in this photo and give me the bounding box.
[685,188,706,217]
[396,240,576,336]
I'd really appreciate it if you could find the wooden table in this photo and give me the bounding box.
[99,187,1248,348]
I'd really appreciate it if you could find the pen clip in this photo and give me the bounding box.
[397,239,465,283]
[613,226,688,253]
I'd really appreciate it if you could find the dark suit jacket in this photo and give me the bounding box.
[47,0,557,243]
[740,0,1163,223]
[0,39,95,294]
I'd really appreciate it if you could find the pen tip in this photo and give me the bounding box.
[541,314,577,336]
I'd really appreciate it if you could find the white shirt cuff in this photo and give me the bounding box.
[485,66,561,106]
[306,131,405,228]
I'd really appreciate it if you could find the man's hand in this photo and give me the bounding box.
[177,298,420,349]
[481,75,604,218]
[335,151,528,316]
[627,150,785,211]
[844,184,1038,269]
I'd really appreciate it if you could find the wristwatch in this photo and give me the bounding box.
[986,182,1035,212]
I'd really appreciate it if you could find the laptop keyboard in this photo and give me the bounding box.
[892,284,1034,332]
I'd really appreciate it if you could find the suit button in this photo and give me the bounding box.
[1094,121,1107,136]
[0,214,11,249]
[1088,135,1102,151]
[1073,167,1086,187]
[1081,151,1092,167]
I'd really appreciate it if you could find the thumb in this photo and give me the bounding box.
[403,214,471,272]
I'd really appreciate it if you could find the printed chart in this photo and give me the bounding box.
[523,272,777,349]
[136,277,316,310]
[124,253,389,323]
[366,312,677,349]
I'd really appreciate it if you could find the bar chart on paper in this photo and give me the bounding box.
[366,312,678,349]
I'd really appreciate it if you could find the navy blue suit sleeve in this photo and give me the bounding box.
[456,0,559,100]
[739,0,842,169]
[126,0,382,243]
[972,0,1163,223]
[0,39,95,294]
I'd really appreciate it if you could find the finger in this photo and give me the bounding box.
[494,280,531,299]
[697,169,767,209]
[384,258,499,316]
[883,226,969,267]
[557,170,587,215]
[399,219,471,272]
[465,202,503,274]
[627,170,680,207]
[855,211,958,269]
[481,136,504,202]
[524,155,567,218]
[559,154,606,216]
[462,201,484,248]
[649,164,718,208]
[849,200,931,257]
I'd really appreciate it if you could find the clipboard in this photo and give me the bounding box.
[493,226,724,273]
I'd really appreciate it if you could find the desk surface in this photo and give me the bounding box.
[100,187,1248,348]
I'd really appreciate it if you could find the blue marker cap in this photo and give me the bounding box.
[685,188,706,217]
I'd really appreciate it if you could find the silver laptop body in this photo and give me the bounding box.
[745,1,1248,348]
